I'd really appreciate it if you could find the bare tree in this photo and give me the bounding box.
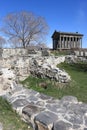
[36,42,48,49]
[0,36,6,48]
[1,11,49,48]
[8,37,22,48]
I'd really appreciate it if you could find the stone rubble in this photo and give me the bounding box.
[29,56,71,83]
[0,48,71,83]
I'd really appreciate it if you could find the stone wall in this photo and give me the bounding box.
[65,55,87,63]
[0,48,70,83]
[0,48,28,58]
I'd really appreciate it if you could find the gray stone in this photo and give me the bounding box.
[73,124,81,129]
[22,104,44,119]
[27,96,39,103]
[12,99,29,109]
[64,113,83,125]
[41,50,50,56]
[36,101,45,107]
[38,93,52,100]
[60,96,78,103]
[46,104,61,113]
[54,120,72,130]
[84,115,87,125]
[35,111,58,127]
[46,99,59,104]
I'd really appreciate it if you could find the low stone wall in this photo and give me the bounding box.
[0,48,28,58]
[1,81,87,130]
[0,56,30,81]
[65,55,87,63]
[0,48,70,83]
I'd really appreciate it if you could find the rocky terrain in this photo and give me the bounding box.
[0,48,87,130]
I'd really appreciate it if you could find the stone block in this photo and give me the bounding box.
[35,111,58,130]
[41,50,50,56]
[12,99,29,109]
[53,120,72,130]
[22,103,44,119]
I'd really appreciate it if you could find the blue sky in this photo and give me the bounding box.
[0,0,87,48]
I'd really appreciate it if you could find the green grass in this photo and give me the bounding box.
[0,97,32,130]
[57,62,87,102]
[50,50,70,56]
[21,62,87,103]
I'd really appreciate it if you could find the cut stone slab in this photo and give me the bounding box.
[22,104,44,117]
[35,111,58,130]
[22,103,44,126]
[53,120,72,130]
[26,96,39,103]
[12,99,29,109]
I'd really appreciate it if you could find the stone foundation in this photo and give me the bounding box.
[0,49,87,130]
[0,48,70,82]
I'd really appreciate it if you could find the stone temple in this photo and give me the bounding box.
[52,30,83,50]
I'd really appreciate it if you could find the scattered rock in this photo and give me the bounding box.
[39,82,48,89]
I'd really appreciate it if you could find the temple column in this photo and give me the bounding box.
[61,36,63,49]
[66,37,68,48]
[62,36,64,49]
[69,37,71,48]
[78,38,80,48]
[63,36,65,49]
[81,38,82,48]
[64,37,67,49]
[59,35,61,49]
[69,37,71,49]
[73,37,75,48]
[73,37,74,48]
[74,37,76,48]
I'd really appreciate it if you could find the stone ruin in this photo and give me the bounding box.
[0,48,87,130]
[0,48,71,83]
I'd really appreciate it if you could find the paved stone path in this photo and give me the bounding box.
[1,82,87,130]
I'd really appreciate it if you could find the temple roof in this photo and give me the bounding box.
[52,30,84,38]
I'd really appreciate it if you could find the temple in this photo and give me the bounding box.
[52,31,83,50]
